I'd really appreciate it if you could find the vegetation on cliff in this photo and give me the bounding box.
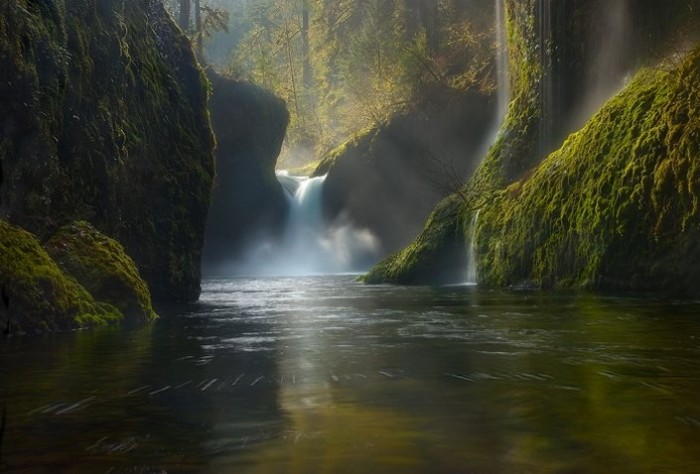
[476,48,700,294]
[366,0,700,292]
[367,43,700,295]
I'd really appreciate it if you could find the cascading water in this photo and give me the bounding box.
[465,209,481,285]
[235,172,379,276]
[466,0,510,284]
[495,0,510,123]
[574,0,632,128]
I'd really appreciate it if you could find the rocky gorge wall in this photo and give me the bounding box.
[0,0,215,332]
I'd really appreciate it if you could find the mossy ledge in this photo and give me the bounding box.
[0,220,123,334]
[45,221,157,323]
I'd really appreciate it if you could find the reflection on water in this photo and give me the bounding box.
[2,276,700,472]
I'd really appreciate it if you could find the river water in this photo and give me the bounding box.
[2,275,700,472]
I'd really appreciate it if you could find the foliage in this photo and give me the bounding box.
[162,0,230,56]
[227,0,495,164]
[368,43,700,295]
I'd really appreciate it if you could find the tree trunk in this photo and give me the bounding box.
[418,0,439,54]
[302,0,312,88]
[179,0,191,32]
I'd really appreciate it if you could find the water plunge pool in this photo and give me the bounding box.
[2,275,700,472]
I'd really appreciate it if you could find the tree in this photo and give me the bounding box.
[164,0,230,62]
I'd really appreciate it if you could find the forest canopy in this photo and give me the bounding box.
[165,0,499,166]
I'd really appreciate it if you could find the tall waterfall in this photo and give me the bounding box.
[236,173,379,276]
[575,0,631,127]
[538,0,553,161]
[495,0,510,123]
[465,209,481,285]
[466,0,510,284]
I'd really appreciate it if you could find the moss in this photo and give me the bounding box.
[45,221,157,323]
[0,219,122,334]
[287,159,322,177]
[474,47,700,294]
[363,196,468,284]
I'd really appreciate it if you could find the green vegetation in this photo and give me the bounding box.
[45,221,157,323]
[366,1,700,293]
[476,48,700,294]
[193,0,495,165]
[0,220,122,334]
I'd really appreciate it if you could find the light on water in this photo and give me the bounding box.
[2,276,700,472]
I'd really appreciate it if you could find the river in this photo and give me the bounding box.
[1,275,700,472]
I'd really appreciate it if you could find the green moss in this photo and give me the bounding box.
[45,221,157,323]
[365,2,700,289]
[474,48,700,294]
[363,196,468,284]
[0,219,122,334]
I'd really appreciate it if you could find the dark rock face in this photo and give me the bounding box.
[202,70,289,276]
[0,0,215,302]
[316,90,496,258]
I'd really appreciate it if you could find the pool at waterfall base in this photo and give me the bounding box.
[1,275,700,472]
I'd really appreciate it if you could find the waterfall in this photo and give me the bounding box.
[574,0,632,128]
[465,209,481,285]
[495,0,510,123]
[234,172,379,276]
[476,0,512,161]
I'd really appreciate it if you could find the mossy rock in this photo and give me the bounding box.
[0,220,122,334]
[475,47,700,294]
[363,196,468,284]
[45,221,157,323]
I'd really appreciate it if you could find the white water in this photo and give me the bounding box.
[465,209,481,285]
[466,0,510,284]
[538,0,553,160]
[495,0,510,123]
[574,0,632,129]
[234,173,379,276]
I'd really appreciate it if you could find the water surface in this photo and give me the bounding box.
[2,276,700,472]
